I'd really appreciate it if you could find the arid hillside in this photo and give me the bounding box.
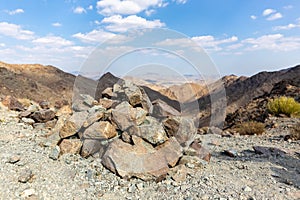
[0,61,75,106]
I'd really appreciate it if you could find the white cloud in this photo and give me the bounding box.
[7,8,24,15]
[250,15,257,20]
[174,0,188,4]
[262,9,276,16]
[73,6,86,14]
[52,22,62,27]
[32,35,73,47]
[283,5,293,10]
[0,43,5,47]
[96,0,165,15]
[267,12,283,21]
[156,35,238,52]
[273,23,298,31]
[192,35,238,51]
[0,22,35,40]
[101,15,165,32]
[145,9,156,16]
[242,34,300,51]
[87,5,93,10]
[72,29,116,43]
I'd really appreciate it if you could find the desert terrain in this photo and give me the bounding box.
[0,61,299,200]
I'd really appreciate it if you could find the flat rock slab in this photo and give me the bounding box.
[102,137,182,181]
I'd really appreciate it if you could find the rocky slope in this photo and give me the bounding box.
[0,61,75,106]
[189,65,300,127]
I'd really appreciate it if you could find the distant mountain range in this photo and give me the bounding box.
[1,61,299,128]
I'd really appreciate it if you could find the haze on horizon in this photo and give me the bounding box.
[0,0,300,77]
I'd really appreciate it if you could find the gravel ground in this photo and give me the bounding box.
[0,108,299,200]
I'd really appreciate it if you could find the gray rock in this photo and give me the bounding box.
[7,155,21,164]
[21,117,35,125]
[152,99,180,118]
[81,139,108,158]
[18,169,33,183]
[127,116,168,145]
[81,94,96,107]
[207,126,224,135]
[102,137,182,181]
[49,145,60,160]
[163,116,197,148]
[179,155,204,169]
[83,107,106,128]
[111,101,147,131]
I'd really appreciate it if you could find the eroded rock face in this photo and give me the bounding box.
[101,136,182,181]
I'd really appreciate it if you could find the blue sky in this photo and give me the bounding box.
[1,0,300,76]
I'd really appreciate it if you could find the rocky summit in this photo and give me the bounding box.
[0,62,299,199]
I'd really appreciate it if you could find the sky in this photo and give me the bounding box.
[1,0,300,76]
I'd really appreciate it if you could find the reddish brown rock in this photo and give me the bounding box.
[59,111,88,138]
[31,109,56,123]
[2,95,24,111]
[59,139,82,154]
[83,121,117,140]
[186,141,211,162]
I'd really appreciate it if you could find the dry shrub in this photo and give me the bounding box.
[234,121,265,135]
[267,96,300,117]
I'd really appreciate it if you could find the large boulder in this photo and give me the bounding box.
[163,116,197,148]
[59,111,88,138]
[101,136,182,181]
[81,139,108,158]
[82,121,117,140]
[127,116,168,145]
[111,101,147,131]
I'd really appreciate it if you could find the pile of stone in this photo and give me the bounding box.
[15,80,211,181]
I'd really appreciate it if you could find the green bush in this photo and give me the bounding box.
[234,121,265,135]
[267,96,300,117]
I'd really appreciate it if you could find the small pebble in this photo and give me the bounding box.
[243,186,252,192]
[18,169,33,183]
